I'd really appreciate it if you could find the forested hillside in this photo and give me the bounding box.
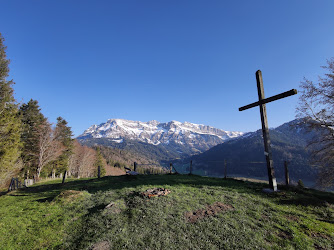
[183,120,318,185]
[79,138,183,164]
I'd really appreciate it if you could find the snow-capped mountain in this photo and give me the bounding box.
[78,119,243,154]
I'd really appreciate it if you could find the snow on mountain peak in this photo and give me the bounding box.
[78,119,244,148]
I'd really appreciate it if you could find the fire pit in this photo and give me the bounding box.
[141,188,171,198]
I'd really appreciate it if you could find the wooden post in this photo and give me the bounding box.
[189,160,193,174]
[62,171,67,184]
[284,161,289,186]
[98,166,101,178]
[134,162,137,172]
[224,159,227,179]
[171,163,178,174]
[52,169,55,179]
[256,70,277,191]
[170,163,173,174]
[8,178,13,191]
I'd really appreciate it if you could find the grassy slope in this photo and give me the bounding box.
[0,175,334,249]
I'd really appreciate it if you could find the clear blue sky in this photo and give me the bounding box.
[1,1,334,136]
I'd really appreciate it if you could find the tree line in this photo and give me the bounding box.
[0,33,106,188]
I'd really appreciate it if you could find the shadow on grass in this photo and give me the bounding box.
[36,197,55,203]
[272,185,334,208]
[13,174,334,208]
[0,191,8,197]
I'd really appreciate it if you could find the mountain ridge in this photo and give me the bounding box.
[179,119,317,185]
[77,119,243,155]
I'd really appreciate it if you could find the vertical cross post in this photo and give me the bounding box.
[224,159,227,179]
[62,170,67,184]
[256,70,277,191]
[189,160,193,174]
[284,161,289,186]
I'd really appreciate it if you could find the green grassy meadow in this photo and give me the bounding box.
[0,175,334,249]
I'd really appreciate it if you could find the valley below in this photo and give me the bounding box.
[78,118,320,189]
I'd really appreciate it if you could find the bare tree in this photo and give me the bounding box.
[68,140,96,178]
[297,58,334,187]
[35,121,64,178]
[79,145,96,177]
[68,140,81,177]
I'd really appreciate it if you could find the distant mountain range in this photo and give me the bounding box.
[77,118,318,187]
[78,119,243,157]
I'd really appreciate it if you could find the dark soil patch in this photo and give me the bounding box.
[314,243,326,250]
[277,229,293,240]
[286,214,299,222]
[185,202,234,223]
[310,231,331,240]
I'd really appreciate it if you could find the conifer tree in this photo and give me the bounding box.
[50,117,74,175]
[0,33,22,187]
[19,99,46,177]
[95,147,106,177]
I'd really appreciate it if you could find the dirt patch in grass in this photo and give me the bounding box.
[286,214,299,222]
[185,202,234,223]
[277,229,293,240]
[141,188,171,198]
[310,231,331,240]
[90,240,110,250]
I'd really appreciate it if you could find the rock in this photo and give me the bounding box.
[105,202,114,209]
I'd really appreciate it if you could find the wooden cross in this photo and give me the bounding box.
[239,70,297,191]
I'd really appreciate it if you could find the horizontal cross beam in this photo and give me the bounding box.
[239,89,297,111]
